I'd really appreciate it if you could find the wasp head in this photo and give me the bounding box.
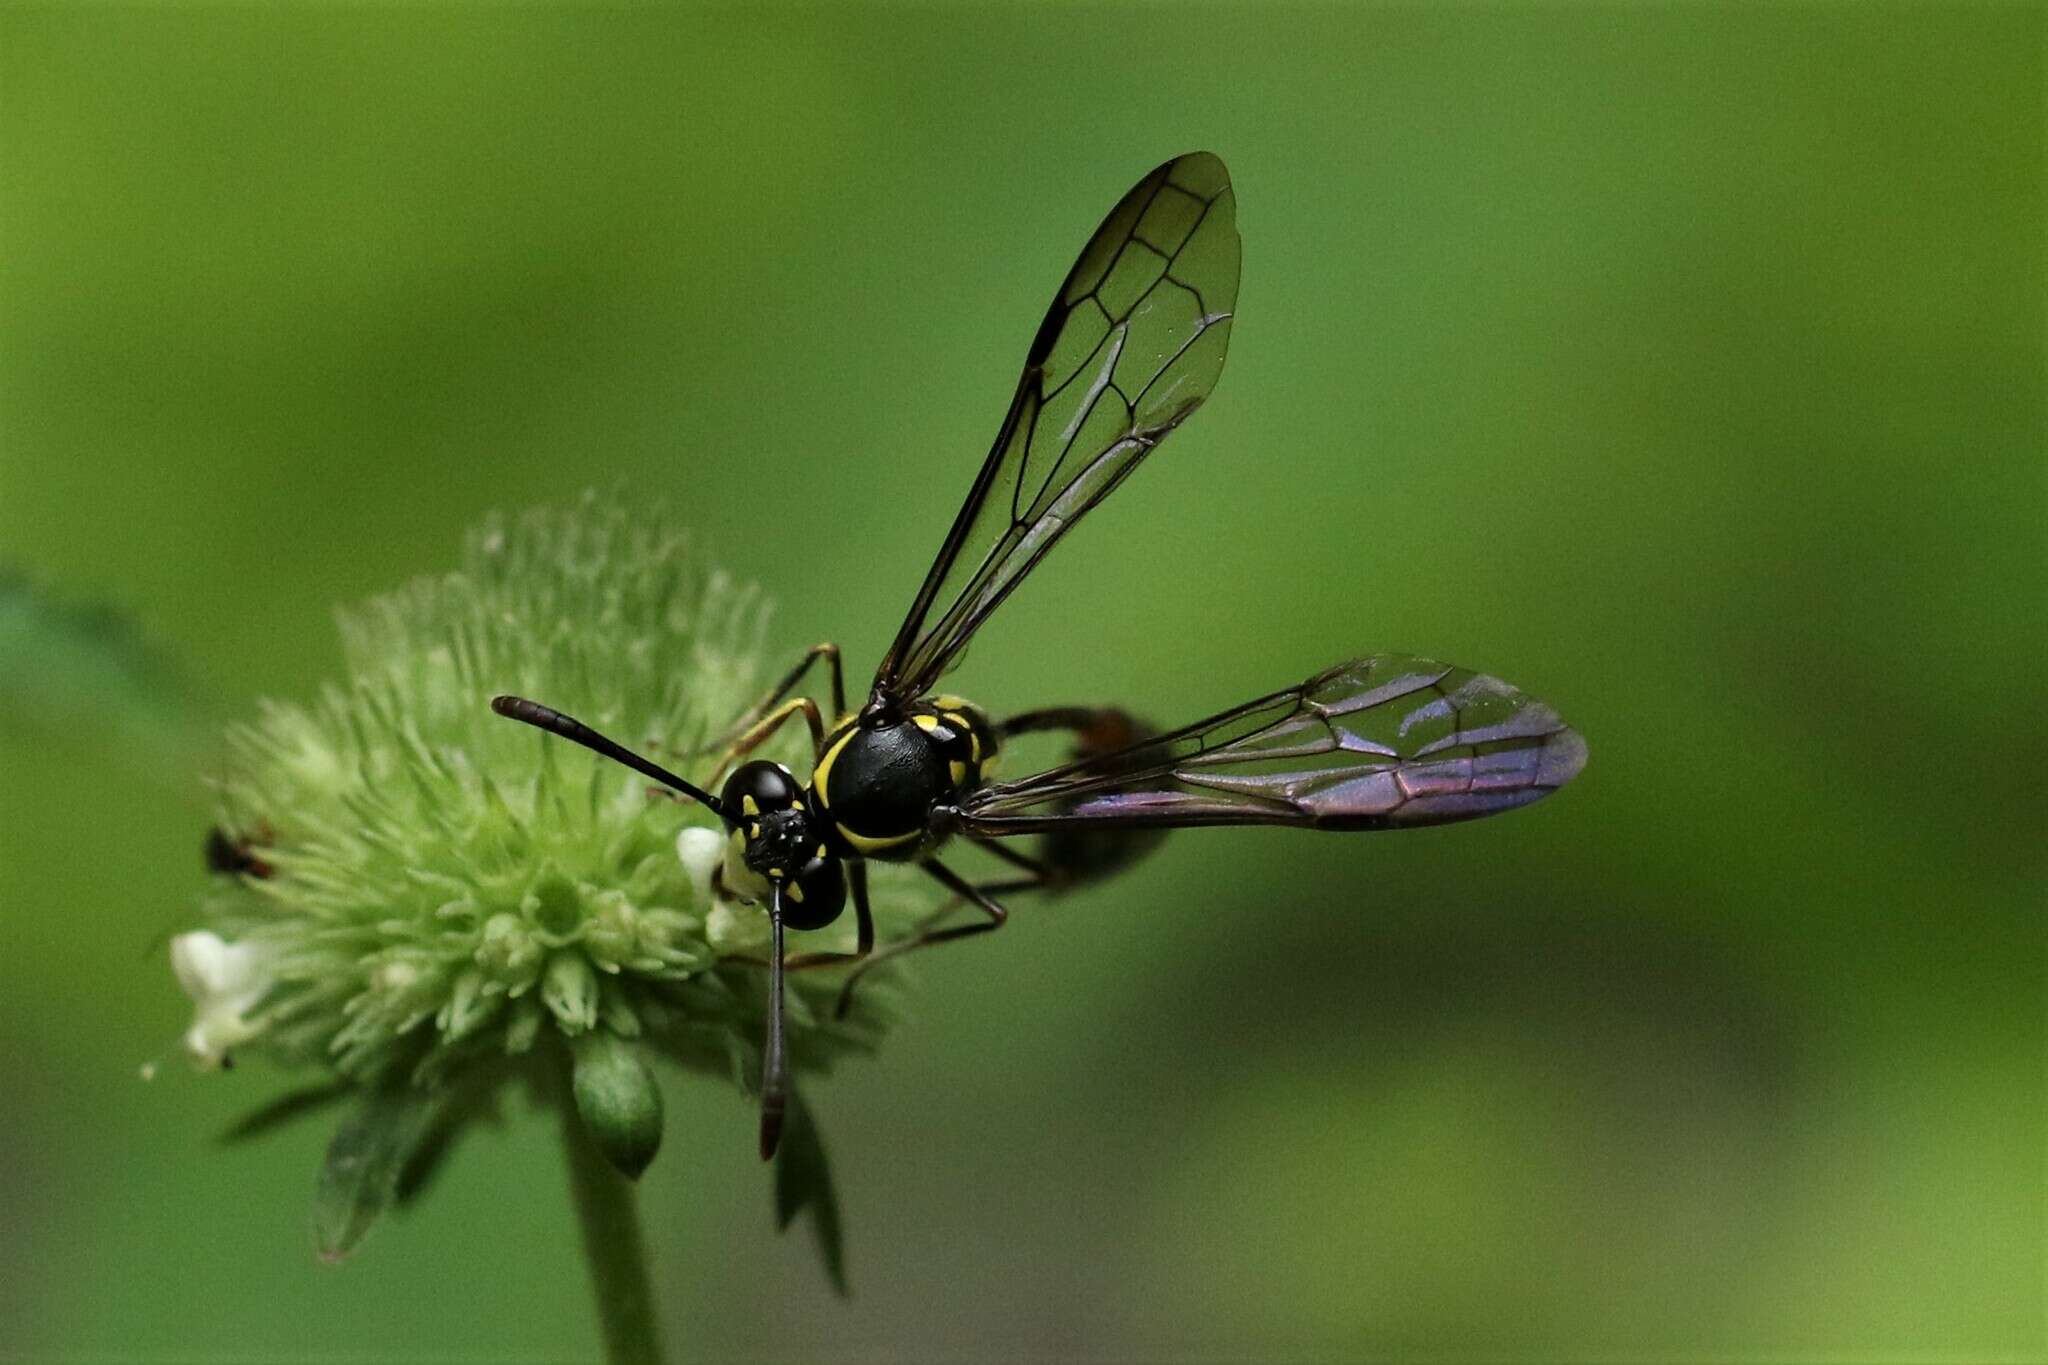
[717,760,845,931]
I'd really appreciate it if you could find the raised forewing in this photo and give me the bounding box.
[870,153,1241,708]
[952,655,1587,833]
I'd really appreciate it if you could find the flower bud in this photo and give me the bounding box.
[541,952,600,1034]
[570,1031,664,1179]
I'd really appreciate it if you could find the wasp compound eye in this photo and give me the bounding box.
[719,760,802,822]
[777,851,845,932]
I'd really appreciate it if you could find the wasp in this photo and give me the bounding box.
[493,153,1587,1157]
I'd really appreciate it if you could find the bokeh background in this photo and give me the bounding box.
[1,5,2041,1361]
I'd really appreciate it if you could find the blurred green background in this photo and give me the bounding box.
[1,4,2041,1361]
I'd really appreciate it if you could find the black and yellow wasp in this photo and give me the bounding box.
[493,153,1586,1157]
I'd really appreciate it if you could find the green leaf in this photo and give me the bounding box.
[399,1068,506,1207]
[773,1086,848,1297]
[392,1111,467,1209]
[570,1031,664,1180]
[217,1079,355,1145]
[0,570,209,768]
[312,1082,440,1262]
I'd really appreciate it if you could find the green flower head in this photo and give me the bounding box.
[169,494,931,1258]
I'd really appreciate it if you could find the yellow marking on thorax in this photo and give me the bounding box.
[834,823,920,855]
[811,729,854,809]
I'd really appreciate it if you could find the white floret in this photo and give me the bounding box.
[674,825,723,903]
[168,931,275,1068]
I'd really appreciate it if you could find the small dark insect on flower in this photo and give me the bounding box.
[204,824,273,880]
[492,152,1587,1161]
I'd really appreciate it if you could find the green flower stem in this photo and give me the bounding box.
[562,1066,666,1365]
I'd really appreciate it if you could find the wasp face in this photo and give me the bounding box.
[717,759,845,931]
[742,807,814,876]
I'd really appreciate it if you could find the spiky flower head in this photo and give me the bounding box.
[170,494,928,1254]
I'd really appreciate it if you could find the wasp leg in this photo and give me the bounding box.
[973,837,1057,882]
[831,853,1047,1018]
[998,705,1107,739]
[707,696,828,789]
[707,643,845,757]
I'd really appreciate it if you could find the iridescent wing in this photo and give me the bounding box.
[950,655,1587,833]
[870,152,1240,708]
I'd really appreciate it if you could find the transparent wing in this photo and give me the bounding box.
[952,655,1587,833]
[871,152,1241,707]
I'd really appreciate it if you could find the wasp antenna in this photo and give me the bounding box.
[758,886,789,1161]
[490,695,725,817]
